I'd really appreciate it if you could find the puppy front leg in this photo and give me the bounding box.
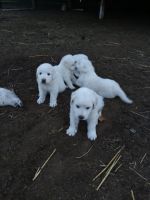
[66,110,79,136]
[37,86,46,104]
[87,115,99,141]
[65,77,75,90]
[49,89,58,107]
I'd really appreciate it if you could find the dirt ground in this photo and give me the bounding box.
[0,9,150,200]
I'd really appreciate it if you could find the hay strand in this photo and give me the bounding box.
[32,148,56,181]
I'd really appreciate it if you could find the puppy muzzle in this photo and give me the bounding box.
[41,79,46,84]
[78,115,85,120]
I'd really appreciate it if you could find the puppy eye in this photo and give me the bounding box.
[47,73,50,76]
[39,72,42,75]
[86,107,90,110]
[76,105,80,109]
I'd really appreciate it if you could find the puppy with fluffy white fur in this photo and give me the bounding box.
[36,63,66,107]
[57,54,76,89]
[72,53,90,84]
[66,87,104,141]
[0,87,22,107]
[73,53,88,61]
[74,59,133,104]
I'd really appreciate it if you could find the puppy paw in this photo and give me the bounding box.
[69,85,75,90]
[49,101,57,107]
[87,132,97,141]
[66,127,76,136]
[37,97,45,104]
[14,100,23,107]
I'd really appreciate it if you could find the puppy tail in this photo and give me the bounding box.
[118,88,133,104]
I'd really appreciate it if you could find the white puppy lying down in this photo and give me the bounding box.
[0,87,22,107]
[66,87,104,141]
[57,54,75,89]
[74,59,133,104]
[36,63,66,107]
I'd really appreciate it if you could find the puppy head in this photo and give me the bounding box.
[60,54,75,71]
[73,54,88,61]
[5,89,23,107]
[36,63,55,85]
[71,87,98,120]
[74,59,95,74]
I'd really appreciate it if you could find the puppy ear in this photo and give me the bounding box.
[92,93,98,110]
[36,72,38,81]
[71,91,76,104]
[52,68,56,81]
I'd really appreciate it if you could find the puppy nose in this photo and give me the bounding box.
[42,79,46,84]
[79,115,84,120]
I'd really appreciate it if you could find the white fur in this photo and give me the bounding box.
[73,54,88,61]
[72,53,90,84]
[57,54,75,89]
[0,87,22,107]
[36,63,66,107]
[66,87,104,141]
[74,59,133,104]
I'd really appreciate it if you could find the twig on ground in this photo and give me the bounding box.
[139,111,150,114]
[93,146,124,181]
[129,167,149,182]
[136,63,150,68]
[135,87,150,90]
[103,56,129,60]
[96,155,122,191]
[140,153,147,164]
[11,68,23,71]
[131,190,136,200]
[104,42,120,46]
[130,111,150,120]
[50,56,57,63]
[114,163,122,172]
[29,54,49,58]
[144,127,150,131]
[57,127,65,133]
[76,145,94,159]
[32,148,56,181]
[1,29,13,33]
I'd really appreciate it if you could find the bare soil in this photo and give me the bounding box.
[0,10,150,200]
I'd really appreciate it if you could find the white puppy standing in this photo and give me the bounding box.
[74,59,133,104]
[36,63,66,107]
[66,87,104,141]
[0,87,22,107]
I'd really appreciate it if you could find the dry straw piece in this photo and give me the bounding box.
[32,148,56,181]
[131,190,135,200]
[93,146,124,191]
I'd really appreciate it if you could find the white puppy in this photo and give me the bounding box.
[66,87,104,141]
[74,59,133,104]
[36,63,66,107]
[72,53,90,84]
[73,53,89,62]
[57,54,75,89]
[0,87,22,107]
